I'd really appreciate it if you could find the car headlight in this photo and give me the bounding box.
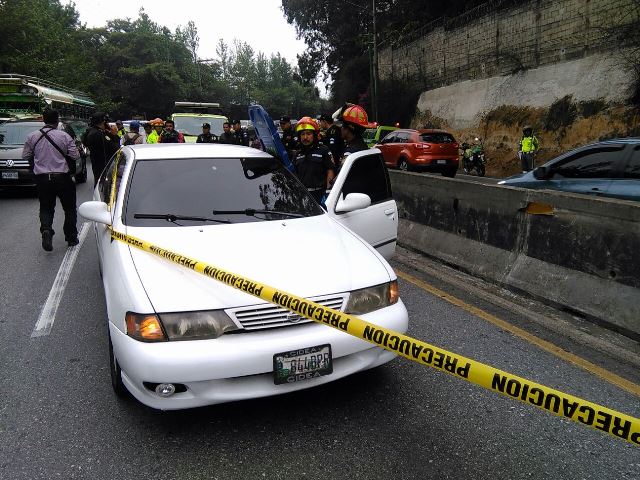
[345,281,399,315]
[158,310,240,341]
[497,180,506,185]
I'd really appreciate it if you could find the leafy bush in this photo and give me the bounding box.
[544,95,577,131]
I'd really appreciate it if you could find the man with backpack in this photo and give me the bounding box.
[123,120,144,146]
[22,108,80,251]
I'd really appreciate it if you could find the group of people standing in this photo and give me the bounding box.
[284,104,373,203]
[23,103,376,252]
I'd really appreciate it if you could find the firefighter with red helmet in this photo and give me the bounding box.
[293,116,335,204]
[336,104,372,165]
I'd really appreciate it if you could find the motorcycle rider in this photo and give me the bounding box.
[518,126,539,173]
[292,116,335,204]
[462,137,485,176]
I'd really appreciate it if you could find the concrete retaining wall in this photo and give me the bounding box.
[390,171,640,336]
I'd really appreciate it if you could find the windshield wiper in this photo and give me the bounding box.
[133,213,231,224]
[211,209,304,218]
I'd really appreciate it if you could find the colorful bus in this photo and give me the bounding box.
[0,74,95,122]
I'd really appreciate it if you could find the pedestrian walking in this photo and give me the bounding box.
[22,108,80,251]
[84,111,120,186]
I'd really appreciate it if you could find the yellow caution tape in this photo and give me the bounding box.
[109,227,640,446]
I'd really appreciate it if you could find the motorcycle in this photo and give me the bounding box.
[462,138,486,177]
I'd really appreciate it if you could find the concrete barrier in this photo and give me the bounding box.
[390,171,640,337]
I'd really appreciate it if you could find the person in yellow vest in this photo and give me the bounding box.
[146,118,164,144]
[518,125,540,173]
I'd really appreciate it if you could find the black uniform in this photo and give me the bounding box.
[84,126,120,186]
[320,124,345,161]
[293,143,334,203]
[234,128,249,146]
[343,136,368,156]
[282,126,298,160]
[218,132,237,144]
[196,132,218,143]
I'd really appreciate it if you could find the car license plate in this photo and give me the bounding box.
[273,344,332,385]
[1,171,18,179]
[437,160,447,164]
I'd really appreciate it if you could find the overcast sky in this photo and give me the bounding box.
[66,0,308,70]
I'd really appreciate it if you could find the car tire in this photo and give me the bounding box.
[75,158,88,184]
[442,167,457,178]
[399,158,410,171]
[108,328,128,398]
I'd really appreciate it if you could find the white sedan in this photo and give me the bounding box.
[80,143,408,410]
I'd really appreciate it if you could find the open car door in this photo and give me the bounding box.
[325,148,398,259]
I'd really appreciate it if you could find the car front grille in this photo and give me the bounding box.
[226,294,348,331]
[0,159,29,168]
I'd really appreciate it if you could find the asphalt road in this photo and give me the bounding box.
[1,174,638,480]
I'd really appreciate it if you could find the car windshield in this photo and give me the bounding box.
[124,156,324,226]
[420,133,455,144]
[0,123,43,146]
[173,116,227,136]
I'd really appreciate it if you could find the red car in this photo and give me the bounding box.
[376,129,459,177]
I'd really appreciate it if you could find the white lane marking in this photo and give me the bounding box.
[31,222,91,338]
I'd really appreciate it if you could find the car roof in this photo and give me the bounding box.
[417,129,453,134]
[127,143,273,160]
[1,119,45,125]
[589,137,640,146]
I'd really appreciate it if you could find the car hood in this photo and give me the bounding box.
[125,215,392,312]
[0,146,23,156]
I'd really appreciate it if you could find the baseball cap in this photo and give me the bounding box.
[280,116,291,123]
[202,123,211,128]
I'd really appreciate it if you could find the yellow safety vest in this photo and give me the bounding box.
[521,135,539,153]
[147,130,160,144]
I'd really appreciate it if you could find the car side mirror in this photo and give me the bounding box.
[335,193,372,213]
[79,201,112,225]
[533,166,548,180]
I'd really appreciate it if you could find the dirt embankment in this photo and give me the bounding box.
[413,96,640,177]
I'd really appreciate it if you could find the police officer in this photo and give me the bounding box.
[518,125,540,173]
[280,116,298,160]
[84,111,120,185]
[22,108,80,251]
[318,113,345,163]
[292,116,335,204]
[232,120,249,146]
[197,123,218,143]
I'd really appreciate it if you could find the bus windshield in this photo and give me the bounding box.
[173,116,227,137]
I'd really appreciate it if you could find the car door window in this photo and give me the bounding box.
[552,147,624,179]
[340,153,392,205]
[98,150,126,204]
[396,132,410,144]
[624,147,640,179]
[381,132,396,144]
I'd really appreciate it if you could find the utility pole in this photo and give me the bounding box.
[372,0,379,122]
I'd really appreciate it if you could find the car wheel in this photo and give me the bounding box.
[108,328,128,397]
[399,158,410,171]
[442,167,457,178]
[75,158,88,184]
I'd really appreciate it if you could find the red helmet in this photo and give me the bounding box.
[149,118,164,127]
[340,104,373,129]
[295,116,320,134]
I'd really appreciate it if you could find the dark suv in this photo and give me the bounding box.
[0,119,88,188]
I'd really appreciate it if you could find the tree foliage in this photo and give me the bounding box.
[281,0,485,121]
[0,0,321,119]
